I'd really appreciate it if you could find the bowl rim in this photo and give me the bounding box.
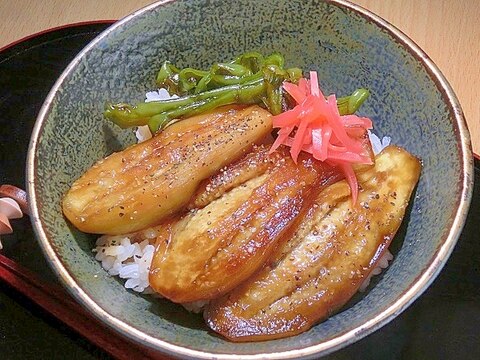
[26,0,474,358]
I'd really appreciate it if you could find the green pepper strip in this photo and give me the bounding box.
[337,88,370,115]
[105,85,369,132]
[105,77,266,130]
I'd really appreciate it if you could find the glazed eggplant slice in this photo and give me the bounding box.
[189,131,374,210]
[62,105,272,235]
[188,143,275,210]
[205,146,421,342]
[149,146,345,303]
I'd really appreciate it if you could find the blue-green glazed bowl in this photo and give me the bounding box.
[27,0,473,358]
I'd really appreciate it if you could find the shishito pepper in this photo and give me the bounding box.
[105,52,301,133]
[104,52,369,134]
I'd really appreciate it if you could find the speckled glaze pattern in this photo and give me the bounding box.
[27,0,473,359]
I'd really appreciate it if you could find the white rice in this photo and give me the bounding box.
[359,249,394,292]
[93,235,155,293]
[134,89,178,142]
[368,130,391,155]
[358,131,394,290]
[181,300,210,314]
[94,92,394,301]
[145,88,174,103]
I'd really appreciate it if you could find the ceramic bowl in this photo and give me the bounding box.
[27,0,473,358]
